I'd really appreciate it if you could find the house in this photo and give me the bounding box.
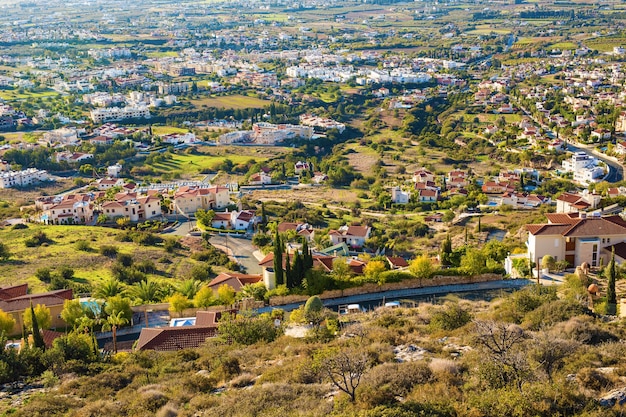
[328,225,371,249]
[294,161,311,175]
[391,186,410,204]
[0,284,73,335]
[207,272,263,293]
[95,177,125,190]
[107,163,123,178]
[417,188,438,202]
[90,136,114,146]
[41,199,94,225]
[0,168,49,189]
[136,325,218,351]
[211,212,232,229]
[386,256,409,270]
[482,181,514,194]
[413,168,435,184]
[171,186,230,215]
[591,129,611,141]
[277,222,315,242]
[230,210,257,230]
[526,212,626,268]
[248,171,272,185]
[556,191,601,213]
[55,152,94,164]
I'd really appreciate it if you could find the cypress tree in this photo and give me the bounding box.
[441,234,452,266]
[285,252,293,289]
[607,247,617,311]
[293,253,304,288]
[273,230,284,286]
[30,302,45,350]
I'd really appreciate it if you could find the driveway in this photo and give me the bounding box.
[209,234,263,275]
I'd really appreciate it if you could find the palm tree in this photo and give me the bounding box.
[102,311,129,354]
[176,279,203,299]
[131,280,161,328]
[94,278,125,299]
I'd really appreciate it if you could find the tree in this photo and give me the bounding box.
[176,279,203,299]
[0,309,15,336]
[460,248,486,276]
[27,303,46,349]
[273,229,284,286]
[304,295,326,328]
[195,209,216,229]
[363,260,387,283]
[102,311,129,353]
[168,293,191,318]
[0,242,10,262]
[541,255,556,272]
[60,299,85,329]
[194,286,216,309]
[24,304,51,331]
[131,280,161,328]
[104,296,133,323]
[409,255,435,280]
[607,247,617,314]
[217,312,281,345]
[94,278,125,299]
[317,347,369,402]
[440,234,453,266]
[217,284,236,306]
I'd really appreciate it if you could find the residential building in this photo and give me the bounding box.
[0,284,73,335]
[90,106,150,123]
[171,186,230,216]
[391,186,410,204]
[526,212,626,268]
[556,191,602,213]
[41,199,94,225]
[207,272,263,293]
[0,168,49,188]
[328,225,371,248]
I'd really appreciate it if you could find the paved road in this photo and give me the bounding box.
[161,220,262,274]
[209,234,262,275]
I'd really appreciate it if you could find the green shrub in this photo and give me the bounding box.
[429,302,472,331]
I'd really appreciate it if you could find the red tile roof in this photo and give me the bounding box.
[136,326,218,351]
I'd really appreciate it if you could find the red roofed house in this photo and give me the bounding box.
[172,186,230,215]
[526,212,626,268]
[386,256,409,270]
[328,225,371,249]
[207,272,263,293]
[556,191,601,214]
[0,284,73,335]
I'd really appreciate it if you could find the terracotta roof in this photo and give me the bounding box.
[387,256,409,268]
[526,224,573,236]
[0,288,73,313]
[207,273,262,291]
[42,329,64,349]
[195,309,237,327]
[545,213,580,224]
[345,225,370,237]
[277,222,299,232]
[136,326,218,351]
[0,284,28,300]
[563,217,626,237]
[556,192,584,204]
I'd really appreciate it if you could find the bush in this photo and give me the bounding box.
[99,245,118,257]
[11,223,28,230]
[74,240,92,252]
[378,270,415,283]
[357,362,433,407]
[522,299,587,331]
[24,231,51,247]
[429,302,472,331]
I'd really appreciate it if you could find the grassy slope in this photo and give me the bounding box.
[0,224,200,292]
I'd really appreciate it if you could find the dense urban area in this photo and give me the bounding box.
[3,0,626,415]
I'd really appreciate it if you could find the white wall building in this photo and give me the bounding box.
[0,168,49,188]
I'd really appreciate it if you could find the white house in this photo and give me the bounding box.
[391,186,410,204]
[328,225,371,249]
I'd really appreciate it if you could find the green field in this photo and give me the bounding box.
[0,224,200,292]
[188,94,272,109]
[548,42,577,50]
[152,126,190,136]
[148,152,268,175]
[0,88,60,101]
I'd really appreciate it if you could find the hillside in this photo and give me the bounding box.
[2,283,626,417]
